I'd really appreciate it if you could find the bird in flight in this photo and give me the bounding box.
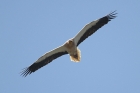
[21,11,117,77]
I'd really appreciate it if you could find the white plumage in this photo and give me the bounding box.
[21,11,117,77]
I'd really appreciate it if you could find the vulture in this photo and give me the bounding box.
[21,11,117,77]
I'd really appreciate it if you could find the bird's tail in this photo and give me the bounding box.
[70,48,81,62]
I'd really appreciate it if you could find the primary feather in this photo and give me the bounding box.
[74,11,117,46]
[21,11,117,77]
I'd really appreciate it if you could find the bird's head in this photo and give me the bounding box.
[65,39,74,48]
[69,40,73,44]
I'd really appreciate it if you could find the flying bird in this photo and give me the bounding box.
[21,11,117,77]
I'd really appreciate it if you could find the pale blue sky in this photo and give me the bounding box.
[1,0,140,93]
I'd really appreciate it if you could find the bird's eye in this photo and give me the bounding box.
[69,40,72,43]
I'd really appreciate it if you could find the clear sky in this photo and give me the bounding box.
[1,0,140,93]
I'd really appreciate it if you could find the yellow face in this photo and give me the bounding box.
[69,40,73,44]
[66,39,74,48]
[64,39,74,49]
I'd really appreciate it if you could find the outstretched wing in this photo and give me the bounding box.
[21,45,68,77]
[74,11,117,46]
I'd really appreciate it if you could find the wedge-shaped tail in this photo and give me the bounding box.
[70,48,81,62]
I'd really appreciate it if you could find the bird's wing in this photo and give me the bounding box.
[21,45,68,77]
[73,11,117,46]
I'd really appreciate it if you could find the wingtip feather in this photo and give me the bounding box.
[20,67,32,77]
[107,11,117,21]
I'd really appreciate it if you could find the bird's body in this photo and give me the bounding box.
[21,11,117,77]
[64,39,81,62]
